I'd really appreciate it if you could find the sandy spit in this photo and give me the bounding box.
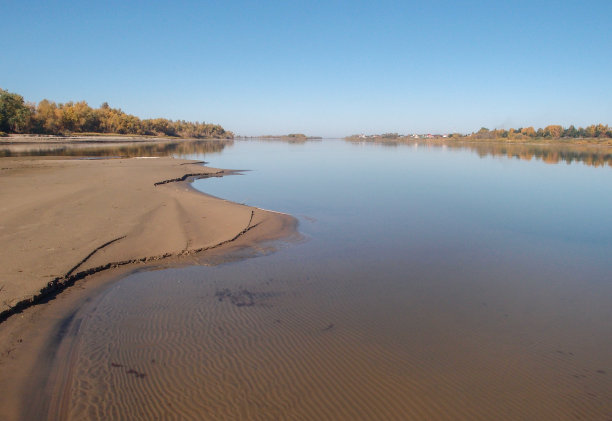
[0,156,296,317]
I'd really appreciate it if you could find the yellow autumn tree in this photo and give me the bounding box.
[520,127,536,137]
[544,125,563,138]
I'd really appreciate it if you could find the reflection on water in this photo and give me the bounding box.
[0,139,232,158]
[45,139,612,420]
[239,137,324,145]
[347,139,612,167]
[469,143,612,167]
[4,137,611,168]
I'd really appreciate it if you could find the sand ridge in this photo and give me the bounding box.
[0,156,296,320]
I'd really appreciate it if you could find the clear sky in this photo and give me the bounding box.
[2,0,611,137]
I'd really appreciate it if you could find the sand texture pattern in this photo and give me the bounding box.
[0,156,294,318]
[48,259,612,421]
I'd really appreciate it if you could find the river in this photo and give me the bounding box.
[45,139,612,420]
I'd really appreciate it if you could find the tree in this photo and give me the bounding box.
[594,124,609,138]
[585,125,597,138]
[544,125,563,138]
[521,127,536,137]
[34,99,62,134]
[0,89,31,133]
[564,125,578,138]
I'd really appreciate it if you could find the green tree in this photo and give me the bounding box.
[0,89,31,133]
[564,125,578,138]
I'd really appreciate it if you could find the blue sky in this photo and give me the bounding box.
[2,0,611,136]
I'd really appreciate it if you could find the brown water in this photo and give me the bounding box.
[42,139,612,420]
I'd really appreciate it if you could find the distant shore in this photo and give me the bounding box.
[238,134,323,142]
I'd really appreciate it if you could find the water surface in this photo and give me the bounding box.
[0,138,232,158]
[49,139,612,420]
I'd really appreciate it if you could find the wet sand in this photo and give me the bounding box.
[45,253,612,420]
[0,154,296,420]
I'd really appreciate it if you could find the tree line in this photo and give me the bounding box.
[349,124,612,143]
[453,125,612,140]
[0,88,233,139]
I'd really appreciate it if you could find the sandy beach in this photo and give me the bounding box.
[0,155,296,316]
[0,153,296,420]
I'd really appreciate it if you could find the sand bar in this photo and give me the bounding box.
[0,155,296,317]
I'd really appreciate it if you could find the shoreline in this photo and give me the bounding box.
[1,134,223,144]
[0,154,298,421]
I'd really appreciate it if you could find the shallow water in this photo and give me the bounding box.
[49,139,612,420]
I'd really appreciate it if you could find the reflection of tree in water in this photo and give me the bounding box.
[0,139,233,158]
[460,143,612,168]
[5,138,610,168]
[243,136,323,145]
[346,139,612,168]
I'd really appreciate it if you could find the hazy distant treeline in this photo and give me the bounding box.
[456,125,612,140]
[349,124,612,142]
[0,88,233,139]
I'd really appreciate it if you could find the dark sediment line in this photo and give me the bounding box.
[179,210,257,255]
[180,161,207,166]
[153,171,224,186]
[0,210,257,325]
[64,236,126,278]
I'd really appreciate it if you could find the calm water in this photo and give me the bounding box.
[48,139,612,420]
